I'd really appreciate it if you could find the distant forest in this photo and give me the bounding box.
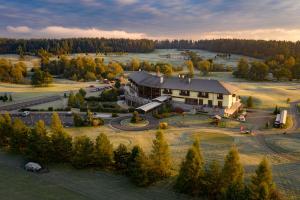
[1,38,300,59]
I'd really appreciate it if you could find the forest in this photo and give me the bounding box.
[0,38,155,55]
[1,38,300,60]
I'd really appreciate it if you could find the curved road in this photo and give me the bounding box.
[0,95,61,111]
[253,101,300,162]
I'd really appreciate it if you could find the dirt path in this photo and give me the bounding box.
[252,101,300,161]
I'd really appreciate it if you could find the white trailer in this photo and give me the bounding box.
[280,110,287,127]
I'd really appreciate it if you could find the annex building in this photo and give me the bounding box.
[125,71,241,116]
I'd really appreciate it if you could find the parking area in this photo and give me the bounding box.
[10,112,75,127]
[245,109,274,129]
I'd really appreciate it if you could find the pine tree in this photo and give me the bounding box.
[174,139,205,196]
[9,118,30,154]
[114,143,131,172]
[128,145,152,186]
[221,146,245,199]
[79,88,87,97]
[204,160,222,199]
[150,130,171,180]
[247,96,254,108]
[71,135,94,169]
[0,112,12,146]
[49,113,72,162]
[26,120,52,164]
[51,112,63,133]
[94,133,113,168]
[249,158,283,200]
[68,91,76,107]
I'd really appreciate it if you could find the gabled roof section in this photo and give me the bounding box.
[128,71,238,95]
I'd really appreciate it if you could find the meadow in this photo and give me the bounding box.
[1,50,300,199]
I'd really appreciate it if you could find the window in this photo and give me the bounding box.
[198,92,209,98]
[185,98,198,105]
[180,90,190,96]
[198,99,203,105]
[208,100,213,107]
[218,101,223,108]
[217,93,223,100]
[163,89,172,95]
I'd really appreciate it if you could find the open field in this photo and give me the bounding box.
[0,122,298,199]
[0,54,40,70]
[0,79,103,107]
[202,72,300,110]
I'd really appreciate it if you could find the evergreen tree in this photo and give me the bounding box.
[0,112,12,146]
[249,158,283,200]
[174,139,205,196]
[9,118,30,154]
[78,88,87,97]
[71,136,94,169]
[114,144,131,172]
[9,94,12,102]
[51,112,64,133]
[128,145,152,186]
[234,58,249,78]
[68,91,76,107]
[94,133,113,168]
[50,112,72,162]
[150,130,171,180]
[26,120,52,164]
[221,146,245,199]
[247,96,254,108]
[73,113,84,127]
[203,160,222,199]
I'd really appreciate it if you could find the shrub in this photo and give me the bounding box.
[92,118,104,126]
[48,107,53,111]
[112,113,119,118]
[173,107,184,114]
[131,111,142,123]
[159,122,168,129]
[100,88,118,102]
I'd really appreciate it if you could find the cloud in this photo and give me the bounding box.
[116,0,138,5]
[6,26,32,33]
[5,26,150,39]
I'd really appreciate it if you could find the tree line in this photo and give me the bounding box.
[2,38,300,60]
[0,112,283,199]
[0,38,155,55]
[156,39,300,59]
[234,55,300,81]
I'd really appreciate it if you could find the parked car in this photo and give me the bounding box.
[22,111,30,117]
[237,115,246,122]
[24,162,42,172]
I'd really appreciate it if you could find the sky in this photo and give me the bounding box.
[0,0,300,41]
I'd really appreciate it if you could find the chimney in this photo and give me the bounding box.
[188,78,191,84]
[160,76,164,84]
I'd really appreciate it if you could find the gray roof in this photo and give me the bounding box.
[128,71,238,95]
